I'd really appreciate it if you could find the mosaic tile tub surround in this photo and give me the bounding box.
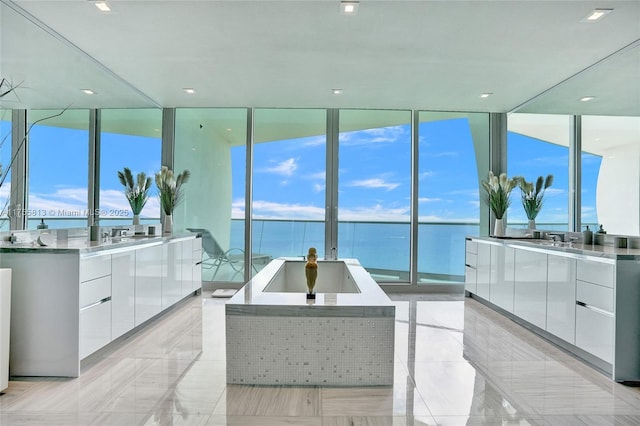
[225,258,395,386]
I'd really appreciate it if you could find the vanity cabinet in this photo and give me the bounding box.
[476,242,491,299]
[575,259,615,364]
[162,240,183,309]
[464,239,477,293]
[513,249,547,330]
[467,236,640,382]
[79,255,112,359]
[111,250,136,340]
[135,243,163,326]
[191,237,202,292]
[489,245,515,313]
[546,255,576,344]
[1,234,199,377]
[1,269,11,393]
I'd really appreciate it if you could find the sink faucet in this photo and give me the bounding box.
[111,227,129,237]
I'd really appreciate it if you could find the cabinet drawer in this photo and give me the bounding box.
[576,280,614,314]
[465,252,477,268]
[465,239,478,255]
[79,300,112,359]
[465,266,477,293]
[80,275,111,309]
[80,255,112,282]
[576,259,614,288]
[575,304,614,364]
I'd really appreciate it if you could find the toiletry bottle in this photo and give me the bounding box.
[597,224,606,234]
[37,219,48,230]
[582,225,592,245]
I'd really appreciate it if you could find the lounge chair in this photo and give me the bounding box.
[187,228,271,281]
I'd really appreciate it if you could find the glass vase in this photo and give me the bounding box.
[493,218,505,237]
[163,214,173,234]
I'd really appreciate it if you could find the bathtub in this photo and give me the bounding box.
[264,260,360,294]
[225,258,395,386]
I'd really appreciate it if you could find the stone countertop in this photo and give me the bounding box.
[226,258,395,312]
[0,232,198,256]
[468,235,640,261]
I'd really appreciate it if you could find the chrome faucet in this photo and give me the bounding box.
[111,227,129,237]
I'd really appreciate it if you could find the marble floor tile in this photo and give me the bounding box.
[2,293,640,425]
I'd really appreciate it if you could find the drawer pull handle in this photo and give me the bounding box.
[80,296,111,311]
[576,301,614,317]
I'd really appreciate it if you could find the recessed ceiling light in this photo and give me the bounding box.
[94,1,111,12]
[340,1,359,15]
[332,89,343,95]
[581,8,613,22]
[480,93,492,98]
[580,96,595,102]
[81,89,95,95]
[183,88,195,94]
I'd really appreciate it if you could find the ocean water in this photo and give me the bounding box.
[234,220,479,278]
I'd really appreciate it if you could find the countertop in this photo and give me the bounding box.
[468,235,640,261]
[226,258,395,314]
[0,232,198,256]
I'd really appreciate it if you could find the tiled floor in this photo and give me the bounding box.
[1,292,640,425]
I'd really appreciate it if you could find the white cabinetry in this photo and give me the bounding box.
[575,259,615,364]
[181,239,193,296]
[513,249,547,330]
[1,269,11,393]
[466,237,640,382]
[111,251,136,340]
[79,256,112,359]
[464,239,477,293]
[490,245,515,313]
[135,244,163,326]
[546,255,576,343]
[1,235,198,377]
[476,242,491,299]
[162,240,182,309]
[192,237,202,291]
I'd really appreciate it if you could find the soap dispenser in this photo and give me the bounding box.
[582,225,592,245]
[37,219,48,230]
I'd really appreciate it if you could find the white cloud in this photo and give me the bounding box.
[432,151,459,158]
[313,183,325,192]
[419,171,435,179]
[251,200,325,220]
[418,197,441,203]
[259,158,298,176]
[340,126,408,146]
[302,136,326,147]
[348,178,399,191]
[339,204,410,222]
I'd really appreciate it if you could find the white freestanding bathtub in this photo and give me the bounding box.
[225,258,395,386]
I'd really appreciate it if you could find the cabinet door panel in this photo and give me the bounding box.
[476,243,491,299]
[514,249,547,329]
[576,304,614,363]
[135,245,163,326]
[546,256,576,343]
[112,251,136,340]
[490,246,515,312]
[79,300,111,359]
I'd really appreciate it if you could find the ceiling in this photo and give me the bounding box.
[0,0,639,116]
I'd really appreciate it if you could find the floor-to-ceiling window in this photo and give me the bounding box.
[27,109,89,229]
[507,113,571,231]
[337,109,412,282]
[99,109,162,226]
[0,110,11,230]
[417,112,489,284]
[252,108,326,264]
[174,108,248,282]
[582,115,640,235]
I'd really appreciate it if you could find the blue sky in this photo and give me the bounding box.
[0,117,601,227]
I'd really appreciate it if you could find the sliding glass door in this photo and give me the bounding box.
[337,110,412,282]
